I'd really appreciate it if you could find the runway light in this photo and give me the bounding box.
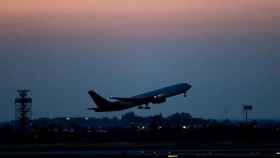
[182,125,187,129]
[168,154,178,158]
[66,117,71,120]
[276,152,280,155]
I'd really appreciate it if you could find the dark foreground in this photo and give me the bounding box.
[2,113,280,157]
[1,143,280,158]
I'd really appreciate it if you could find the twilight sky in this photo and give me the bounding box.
[0,0,279,121]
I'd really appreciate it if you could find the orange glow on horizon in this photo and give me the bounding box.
[0,0,279,39]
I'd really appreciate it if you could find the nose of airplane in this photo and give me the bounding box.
[185,83,192,90]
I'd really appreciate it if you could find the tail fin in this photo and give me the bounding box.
[88,90,111,108]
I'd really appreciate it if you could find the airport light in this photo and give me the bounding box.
[168,154,178,158]
[66,117,71,121]
[69,128,75,133]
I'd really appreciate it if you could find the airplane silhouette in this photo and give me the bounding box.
[88,83,192,112]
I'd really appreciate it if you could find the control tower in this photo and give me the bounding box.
[15,89,32,132]
[242,105,253,122]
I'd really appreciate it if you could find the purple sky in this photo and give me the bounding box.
[0,1,279,121]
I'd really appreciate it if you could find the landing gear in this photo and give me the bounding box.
[144,102,151,109]
[139,102,151,110]
[138,105,151,110]
[144,106,151,109]
[184,92,187,97]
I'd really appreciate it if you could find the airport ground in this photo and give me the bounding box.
[1,113,280,157]
[0,142,280,158]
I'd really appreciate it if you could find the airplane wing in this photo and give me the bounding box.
[110,97,148,103]
[111,93,168,104]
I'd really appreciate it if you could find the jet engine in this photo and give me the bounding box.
[151,95,167,104]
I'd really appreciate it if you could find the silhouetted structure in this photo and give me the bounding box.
[15,89,32,132]
[243,105,253,122]
[1,112,280,144]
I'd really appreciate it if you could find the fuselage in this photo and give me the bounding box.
[89,83,192,112]
[132,83,191,99]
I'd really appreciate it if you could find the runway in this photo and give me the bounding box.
[0,148,279,157]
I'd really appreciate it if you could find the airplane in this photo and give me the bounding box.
[88,83,192,112]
